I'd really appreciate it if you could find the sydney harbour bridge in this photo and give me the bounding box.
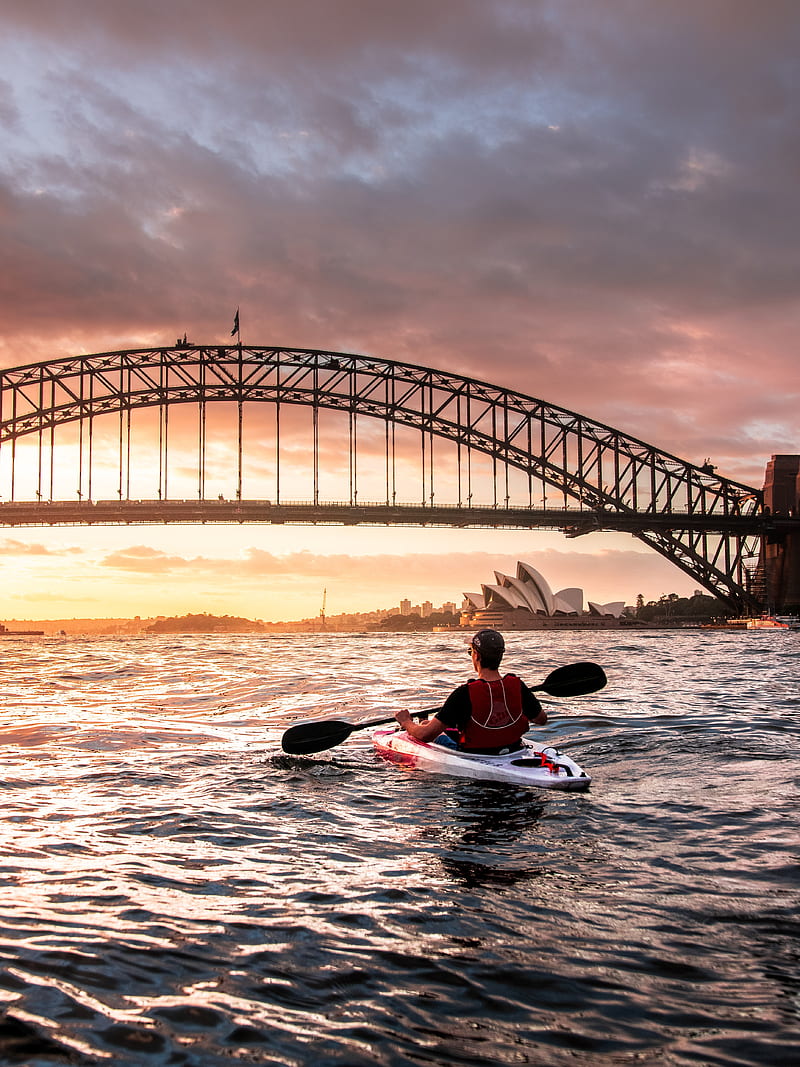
[0,344,798,614]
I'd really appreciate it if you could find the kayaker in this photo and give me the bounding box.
[394,629,547,754]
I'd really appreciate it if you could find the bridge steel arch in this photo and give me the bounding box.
[0,344,782,612]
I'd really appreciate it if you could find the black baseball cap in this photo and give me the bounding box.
[469,629,505,657]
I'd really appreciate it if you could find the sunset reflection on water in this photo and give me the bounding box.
[0,630,796,1065]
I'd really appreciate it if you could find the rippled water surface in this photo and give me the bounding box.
[0,630,797,1065]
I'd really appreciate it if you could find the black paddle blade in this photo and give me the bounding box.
[281,719,356,755]
[281,707,440,755]
[539,661,607,697]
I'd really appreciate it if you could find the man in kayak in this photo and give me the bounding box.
[394,629,547,754]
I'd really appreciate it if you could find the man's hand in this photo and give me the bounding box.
[394,712,446,744]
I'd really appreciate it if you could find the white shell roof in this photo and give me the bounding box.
[553,587,583,614]
[461,563,621,618]
[463,591,486,610]
[588,600,625,618]
[516,562,556,614]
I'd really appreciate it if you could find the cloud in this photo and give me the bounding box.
[101,545,197,572]
[0,79,19,129]
[0,0,798,493]
[97,542,686,604]
[0,538,81,556]
[10,591,99,603]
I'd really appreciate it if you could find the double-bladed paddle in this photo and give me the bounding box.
[280,660,606,755]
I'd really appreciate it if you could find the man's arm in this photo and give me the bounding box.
[394,710,447,742]
[395,685,469,741]
[521,681,547,726]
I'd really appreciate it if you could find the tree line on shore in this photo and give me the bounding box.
[146,613,266,633]
[135,593,732,635]
[632,592,731,622]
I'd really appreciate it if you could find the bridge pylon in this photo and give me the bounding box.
[760,455,800,614]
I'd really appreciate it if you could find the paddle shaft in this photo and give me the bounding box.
[340,707,440,732]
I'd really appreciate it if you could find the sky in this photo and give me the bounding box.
[0,0,798,621]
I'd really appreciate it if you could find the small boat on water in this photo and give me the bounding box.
[373,728,591,790]
[745,615,800,630]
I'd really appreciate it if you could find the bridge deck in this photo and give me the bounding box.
[0,499,791,535]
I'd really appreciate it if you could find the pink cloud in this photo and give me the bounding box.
[96,542,690,607]
[0,538,80,556]
[0,1,796,493]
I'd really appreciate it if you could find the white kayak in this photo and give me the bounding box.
[372,728,591,790]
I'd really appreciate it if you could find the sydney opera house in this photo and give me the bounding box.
[461,562,626,630]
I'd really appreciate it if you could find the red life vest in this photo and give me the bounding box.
[459,674,528,751]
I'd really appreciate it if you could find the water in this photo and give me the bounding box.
[0,630,797,1066]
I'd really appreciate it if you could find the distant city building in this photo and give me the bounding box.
[461,562,625,630]
[442,602,457,615]
[421,600,433,618]
[400,599,411,616]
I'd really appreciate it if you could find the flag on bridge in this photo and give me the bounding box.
[231,308,240,339]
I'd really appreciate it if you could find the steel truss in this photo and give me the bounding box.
[0,344,777,611]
